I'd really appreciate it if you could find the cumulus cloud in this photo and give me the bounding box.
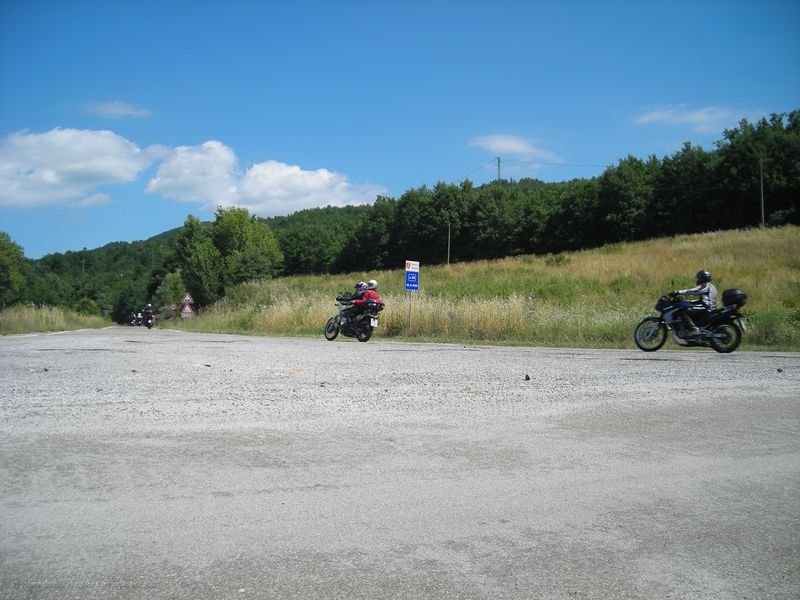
[0,128,386,215]
[238,160,384,215]
[0,128,154,207]
[147,141,387,216]
[469,134,564,164]
[85,100,151,118]
[633,104,757,134]
[146,141,240,205]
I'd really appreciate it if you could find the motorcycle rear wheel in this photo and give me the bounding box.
[356,327,373,342]
[324,317,339,341]
[634,317,667,352]
[710,322,742,353]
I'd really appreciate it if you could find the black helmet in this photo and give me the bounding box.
[696,270,712,285]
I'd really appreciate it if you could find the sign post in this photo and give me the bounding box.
[404,260,419,330]
[181,292,194,319]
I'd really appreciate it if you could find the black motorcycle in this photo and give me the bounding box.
[324,295,384,342]
[634,288,747,353]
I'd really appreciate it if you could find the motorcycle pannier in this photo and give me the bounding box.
[722,288,747,307]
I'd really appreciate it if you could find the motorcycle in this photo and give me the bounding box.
[634,288,747,353]
[145,314,155,329]
[324,295,385,342]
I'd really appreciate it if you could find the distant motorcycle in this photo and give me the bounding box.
[324,295,384,342]
[634,288,747,353]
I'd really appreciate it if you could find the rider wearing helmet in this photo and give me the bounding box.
[674,270,718,337]
[354,280,381,303]
[143,302,155,324]
[351,279,382,314]
[340,281,370,324]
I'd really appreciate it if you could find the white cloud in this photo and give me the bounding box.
[0,128,386,216]
[633,104,758,134]
[146,141,240,206]
[85,100,151,118]
[147,142,386,216]
[238,160,384,215]
[74,193,112,207]
[469,134,564,164]
[0,128,153,207]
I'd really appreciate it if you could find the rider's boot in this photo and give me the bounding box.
[681,313,700,337]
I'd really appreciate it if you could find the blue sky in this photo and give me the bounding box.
[1,1,798,259]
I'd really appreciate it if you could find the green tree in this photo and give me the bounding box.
[334,196,398,272]
[74,297,100,316]
[153,271,187,311]
[646,142,718,235]
[541,179,602,251]
[714,112,800,227]
[174,215,223,307]
[278,224,337,275]
[212,207,283,288]
[0,232,26,306]
[597,155,658,242]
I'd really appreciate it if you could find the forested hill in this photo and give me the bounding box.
[1,111,798,322]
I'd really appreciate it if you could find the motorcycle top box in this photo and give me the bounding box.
[722,288,747,307]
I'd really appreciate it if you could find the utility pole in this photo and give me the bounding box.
[497,156,501,181]
[760,158,765,228]
[447,222,451,265]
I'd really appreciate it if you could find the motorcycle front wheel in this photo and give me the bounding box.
[710,322,742,353]
[634,317,667,352]
[324,317,339,341]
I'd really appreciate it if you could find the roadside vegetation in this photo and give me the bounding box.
[167,226,800,351]
[0,304,108,335]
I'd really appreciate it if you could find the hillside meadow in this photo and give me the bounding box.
[167,226,800,351]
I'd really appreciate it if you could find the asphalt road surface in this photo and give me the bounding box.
[1,327,799,599]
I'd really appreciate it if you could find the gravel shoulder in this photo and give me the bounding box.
[1,327,799,599]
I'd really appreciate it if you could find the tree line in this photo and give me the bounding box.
[1,111,797,321]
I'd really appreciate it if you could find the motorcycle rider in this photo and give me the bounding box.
[674,269,718,337]
[343,279,383,324]
[353,280,382,309]
[339,281,368,325]
[143,303,155,326]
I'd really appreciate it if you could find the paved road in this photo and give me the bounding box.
[1,327,799,599]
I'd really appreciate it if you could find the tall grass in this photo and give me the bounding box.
[171,226,800,350]
[0,305,109,335]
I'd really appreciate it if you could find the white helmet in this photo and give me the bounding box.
[366,279,378,290]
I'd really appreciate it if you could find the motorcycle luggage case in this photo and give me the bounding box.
[722,288,747,307]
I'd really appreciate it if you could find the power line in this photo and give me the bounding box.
[459,156,607,183]
[503,158,608,169]
[459,159,497,182]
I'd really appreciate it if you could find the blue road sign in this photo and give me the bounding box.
[405,270,419,291]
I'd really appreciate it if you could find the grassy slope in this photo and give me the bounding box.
[169,226,800,351]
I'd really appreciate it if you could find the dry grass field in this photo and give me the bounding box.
[169,226,800,350]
